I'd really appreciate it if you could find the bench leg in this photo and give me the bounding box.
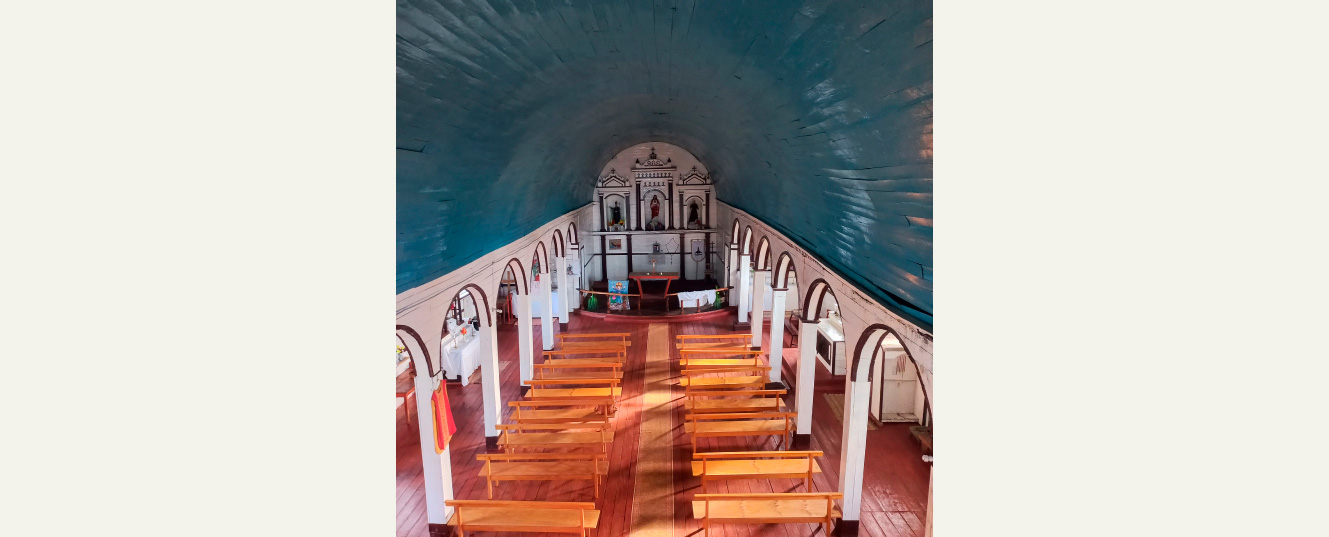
[487,477,493,499]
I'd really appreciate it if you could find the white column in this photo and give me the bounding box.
[478,321,501,443]
[539,271,554,350]
[413,373,455,524]
[749,270,767,347]
[925,468,933,537]
[795,321,819,434]
[768,288,787,383]
[557,255,572,324]
[838,376,873,523]
[515,294,534,386]
[737,255,751,323]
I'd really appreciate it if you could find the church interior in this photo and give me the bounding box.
[396,1,933,536]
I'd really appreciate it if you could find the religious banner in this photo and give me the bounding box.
[430,380,457,454]
[608,280,628,310]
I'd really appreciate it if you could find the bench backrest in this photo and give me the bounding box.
[684,388,786,399]
[477,452,604,463]
[496,422,612,433]
[682,365,771,376]
[678,347,766,355]
[524,378,621,388]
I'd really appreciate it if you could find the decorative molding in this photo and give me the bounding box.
[679,165,711,185]
[598,168,628,187]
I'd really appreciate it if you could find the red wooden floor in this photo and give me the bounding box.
[396,313,929,536]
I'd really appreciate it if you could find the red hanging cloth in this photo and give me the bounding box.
[430,380,457,454]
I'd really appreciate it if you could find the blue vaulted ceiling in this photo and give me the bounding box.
[398,0,933,328]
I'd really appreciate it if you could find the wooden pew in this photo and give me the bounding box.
[543,348,626,363]
[509,400,612,423]
[495,422,614,454]
[558,332,631,345]
[678,351,764,369]
[679,365,770,389]
[476,452,609,499]
[691,492,843,537]
[525,378,623,404]
[534,360,623,380]
[446,499,600,537]
[684,411,796,451]
[684,388,787,414]
[691,450,824,492]
[676,333,752,347]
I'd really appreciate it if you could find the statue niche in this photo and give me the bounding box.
[646,194,665,231]
[688,201,702,229]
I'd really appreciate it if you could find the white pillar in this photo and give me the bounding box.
[925,468,933,537]
[737,255,751,323]
[557,254,572,325]
[749,270,767,347]
[539,271,554,350]
[515,294,534,385]
[795,321,818,434]
[478,321,501,443]
[769,288,787,383]
[413,373,455,524]
[838,376,873,523]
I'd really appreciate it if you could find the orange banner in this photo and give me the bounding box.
[430,381,457,454]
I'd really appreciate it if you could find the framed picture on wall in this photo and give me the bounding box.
[608,239,622,250]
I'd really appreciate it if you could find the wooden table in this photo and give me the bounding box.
[629,271,680,309]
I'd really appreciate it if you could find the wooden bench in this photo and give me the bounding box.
[691,450,823,492]
[558,332,631,345]
[476,452,609,499]
[496,423,615,454]
[679,366,770,389]
[534,360,623,380]
[509,400,613,423]
[691,492,843,537]
[910,425,933,455]
[679,355,764,368]
[543,348,627,363]
[684,411,795,451]
[525,378,623,409]
[676,333,752,346]
[684,388,787,414]
[445,499,600,537]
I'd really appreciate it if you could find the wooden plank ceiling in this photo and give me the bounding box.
[397,0,933,328]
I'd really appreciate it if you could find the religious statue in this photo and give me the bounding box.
[650,195,660,220]
[688,202,700,226]
[609,202,622,226]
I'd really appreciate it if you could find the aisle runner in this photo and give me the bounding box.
[629,324,673,536]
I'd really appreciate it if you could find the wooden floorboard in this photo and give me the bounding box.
[395,312,929,536]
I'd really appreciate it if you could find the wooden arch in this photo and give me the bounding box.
[552,229,565,258]
[773,251,797,290]
[532,241,549,276]
[741,226,753,255]
[567,222,579,245]
[800,278,836,323]
[850,323,932,418]
[729,218,741,246]
[501,257,528,295]
[754,236,772,270]
[396,324,437,377]
[440,283,494,332]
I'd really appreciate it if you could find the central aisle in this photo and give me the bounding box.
[630,324,674,536]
